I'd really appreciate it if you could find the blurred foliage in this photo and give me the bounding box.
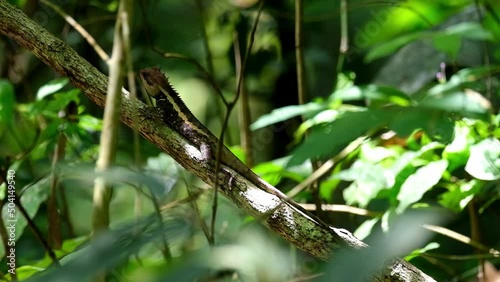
[0,0,499,281]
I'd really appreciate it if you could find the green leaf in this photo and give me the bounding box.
[389,108,455,142]
[79,115,103,131]
[0,177,51,258]
[442,22,493,41]
[0,115,37,157]
[250,102,325,130]
[405,242,440,261]
[430,22,493,59]
[0,79,15,124]
[253,161,285,186]
[465,138,500,180]
[396,160,448,213]
[429,66,500,95]
[332,85,411,106]
[28,217,187,282]
[432,34,461,59]
[339,160,390,207]
[420,91,490,120]
[365,31,425,62]
[288,109,394,166]
[36,77,69,100]
[439,179,482,212]
[443,123,472,172]
[354,217,380,240]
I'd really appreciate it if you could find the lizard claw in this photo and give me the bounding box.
[138,106,162,124]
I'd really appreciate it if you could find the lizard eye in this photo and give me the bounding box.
[140,73,152,85]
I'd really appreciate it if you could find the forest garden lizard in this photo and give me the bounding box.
[139,67,336,233]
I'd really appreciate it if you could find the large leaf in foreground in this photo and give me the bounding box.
[288,109,394,166]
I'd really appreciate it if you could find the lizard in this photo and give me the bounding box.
[139,66,335,232]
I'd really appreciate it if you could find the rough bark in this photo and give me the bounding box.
[0,1,436,281]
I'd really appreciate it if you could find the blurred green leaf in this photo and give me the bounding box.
[0,177,50,258]
[365,31,425,62]
[405,242,440,261]
[332,85,411,106]
[78,115,102,131]
[340,160,390,207]
[465,138,500,180]
[32,89,80,117]
[0,79,15,124]
[36,77,69,100]
[439,179,482,212]
[250,102,325,130]
[396,160,448,213]
[442,123,472,172]
[441,22,493,41]
[354,217,380,240]
[27,217,187,282]
[420,90,490,120]
[429,66,500,95]
[0,115,37,157]
[432,34,461,59]
[431,22,494,60]
[116,163,177,198]
[389,108,455,142]
[252,161,285,186]
[288,109,394,166]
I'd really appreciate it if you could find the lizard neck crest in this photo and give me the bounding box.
[139,67,177,99]
[139,67,211,140]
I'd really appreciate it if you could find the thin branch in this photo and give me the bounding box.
[473,0,493,104]
[194,0,215,77]
[233,31,254,166]
[424,224,500,256]
[210,0,265,244]
[295,0,306,105]
[336,0,348,74]
[287,136,364,198]
[91,0,126,236]
[40,0,109,61]
[301,203,382,217]
[157,51,228,107]
[47,128,65,249]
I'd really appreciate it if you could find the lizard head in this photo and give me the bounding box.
[139,67,170,99]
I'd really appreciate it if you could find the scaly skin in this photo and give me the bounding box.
[139,67,333,231]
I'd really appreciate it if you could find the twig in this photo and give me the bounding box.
[210,0,265,244]
[157,51,228,107]
[91,0,126,236]
[233,31,254,167]
[287,136,364,199]
[424,224,500,256]
[39,0,109,61]
[300,203,382,217]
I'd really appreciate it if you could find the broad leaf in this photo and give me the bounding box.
[0,79,15,124]
[332,85,411,106]
[251,102,325,130]
[389,108,455,142]
[442,22,493,41]
[420,91,491,119]
[396,160,448,213]
[443,123,472,172]
[340,160,390,207]
[365,31,425,62]
[465,138,500,180]
[36,77,69,100]
[0,177,51,258]
[439,179,482,212]
[288,109,394,166]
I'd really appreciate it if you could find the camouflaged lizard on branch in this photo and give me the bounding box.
[139,67,335,231]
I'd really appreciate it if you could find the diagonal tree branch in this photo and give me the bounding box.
[0,1,436,280]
